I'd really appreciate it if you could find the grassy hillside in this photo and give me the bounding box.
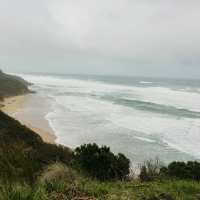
[0,70,31,100]
[1,110,200,199]
[0,110,73,183]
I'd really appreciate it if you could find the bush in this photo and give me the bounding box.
[38,163,75,185]
[73,143,130,181]
[0,142,40,183]
[0,111,73,184]
[139,159,162,182]
[161,161,200,181]
[139,166,150,182]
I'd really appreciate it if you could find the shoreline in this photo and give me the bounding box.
[0,95,56,144]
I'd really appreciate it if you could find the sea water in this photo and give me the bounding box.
[18,73,200,165]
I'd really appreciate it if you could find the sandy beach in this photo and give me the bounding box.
[0,95,56,144]
[1,95,29,115]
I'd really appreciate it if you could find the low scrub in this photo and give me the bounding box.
[0,70,31,99]
[139,159,162,182]
[73,143,130,181]
[161,161,200,181]
[0,111,73,184]
[38,163,75,184]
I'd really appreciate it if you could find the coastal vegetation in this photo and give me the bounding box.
[1,109,200,199]
[1,71,200,199]
[0,70,30,101]
[73,143,130,181]
[0,110,73,184]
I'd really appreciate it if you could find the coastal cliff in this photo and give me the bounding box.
[0,70,31,101]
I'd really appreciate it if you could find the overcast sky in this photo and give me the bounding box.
[0,0,200,78]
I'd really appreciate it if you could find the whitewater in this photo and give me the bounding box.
[18,74,200,165]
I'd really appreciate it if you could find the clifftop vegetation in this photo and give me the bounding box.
[1,109,200,199]
[0,110,73,183]
[0,70,31,100]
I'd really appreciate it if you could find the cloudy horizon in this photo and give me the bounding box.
[1,0,200,78]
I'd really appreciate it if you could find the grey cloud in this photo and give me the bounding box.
[0,0,200,78]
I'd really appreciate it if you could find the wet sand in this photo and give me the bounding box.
[0,95,56,144]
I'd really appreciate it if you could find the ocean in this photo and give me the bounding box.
[17,73,200,166]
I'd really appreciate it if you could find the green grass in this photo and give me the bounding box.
[1,179,200,200]
[0,183,47,200]
[75,179,200,200]
[0,110,73,184]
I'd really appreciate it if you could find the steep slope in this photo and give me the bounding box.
[0,70,31,100]
[0,110,72,183]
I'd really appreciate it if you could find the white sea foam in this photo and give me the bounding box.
[139,81,153,84]
[133,136,156,143]
[18,73,200,162]
[20,73,200,112]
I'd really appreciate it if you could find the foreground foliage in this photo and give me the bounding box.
[0,111,73,183]
[161,161,200,181]
[1,109,200,199]
[73,143,130,181]
[1,177,200,200]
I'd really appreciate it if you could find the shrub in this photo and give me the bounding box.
[167,162,187,179]
[73,143,130,181]
[139,159,162,182]
[0,142,40,183]
[139,166,151,182]
[38,163,75,185]
[0,111,73,184]
[162,161,200,181]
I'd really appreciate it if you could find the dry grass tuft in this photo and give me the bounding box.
[38,162,75,184]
